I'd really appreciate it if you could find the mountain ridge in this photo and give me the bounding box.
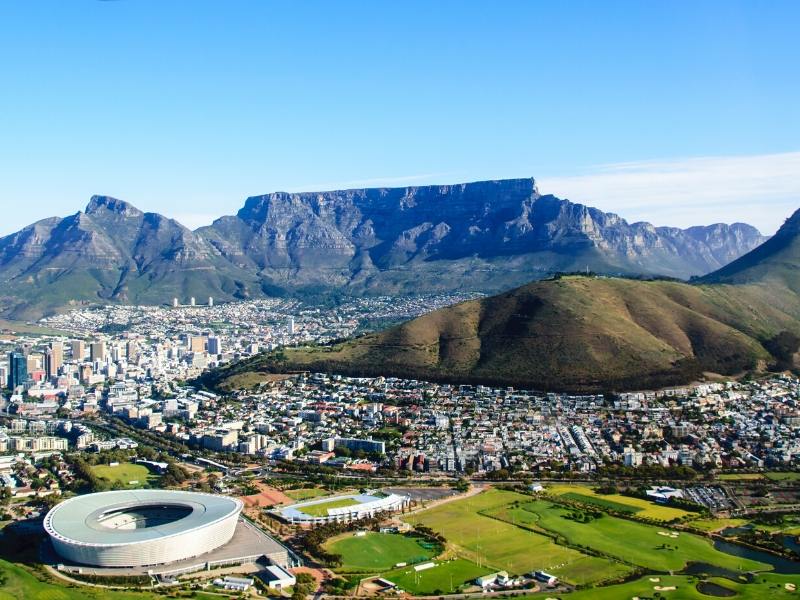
[0,179,767,318]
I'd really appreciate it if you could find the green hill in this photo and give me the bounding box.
[203,209,800,392]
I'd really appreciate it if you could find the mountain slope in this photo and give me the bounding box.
[205,209,800,393]
[0,196,259,318]
[700,208,800,291]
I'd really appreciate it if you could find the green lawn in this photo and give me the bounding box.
[299,497,361,517]
[688,517,749,532]
[765,472,800,482]
[325,532,439,572]
[403,489,633,585]
[559,492,642,514]
[546,484,692,521]
[0,559,158,600]
[91,463,154,488]
[520,500,769,573]
[717,473,765,481]
[526,573,800,600]
[381,559,493,595]
[285,487,330,501]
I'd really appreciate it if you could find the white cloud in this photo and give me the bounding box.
[538,151,800,235]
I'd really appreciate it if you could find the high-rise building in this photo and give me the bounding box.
[189,336,207,353]
[126,341,139,360]
[26,354,42,373]
[70,340,86,361]
[7,351,28,389]
[207,336,221,355]
[288,317,295,335]
[90,341,106,362]
[208,296,214,307]
[45,342,63,379]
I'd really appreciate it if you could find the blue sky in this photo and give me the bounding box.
[1,0,798,234]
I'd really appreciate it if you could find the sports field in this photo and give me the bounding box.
[520,500,769,572]
[403,489,632,585]
[546,483,691,521]
[381,559,493,595]
[285,487,330,501]
[91,463,154,488]
[300,497,361,517]
[325,532,439,572]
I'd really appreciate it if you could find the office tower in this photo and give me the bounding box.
[190,336,207,353]
[190,297,196,306]
[7,351,27,389]
[90,341,106,362]
[207,336,221,355]
[126,341,139,360]
[173,297,179,308]
[208,296,214,307]
[70,340,86,361]
[288,317,295,335]
[26,354,41,373]
[45,342,63,378]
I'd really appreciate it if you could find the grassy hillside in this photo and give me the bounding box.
[203,208,800,393]
[203,274,800,392]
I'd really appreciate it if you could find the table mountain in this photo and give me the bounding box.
[200,178,765,295]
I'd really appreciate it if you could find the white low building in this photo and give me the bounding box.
[262,565,296,590]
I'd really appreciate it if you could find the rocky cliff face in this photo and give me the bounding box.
[0,180,768,317]
[0,196,257,317]
[199,178,766,291]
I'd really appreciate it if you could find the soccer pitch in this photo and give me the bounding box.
[325,532,439,572]
[90,463,154,488]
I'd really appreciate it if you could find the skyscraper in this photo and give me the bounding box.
[45,342,63,379]
[90,341,106,362]
[7,351,27,389]
[207,336,221,355]
[70,340,85,361]
[189,336,207,353]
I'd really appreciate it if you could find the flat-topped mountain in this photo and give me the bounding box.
[0,179,767,317]
[204,207,800,393]
[200,178,765,293]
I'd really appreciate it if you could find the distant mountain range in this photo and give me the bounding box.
[0,178,767,318]
[203,207,800,393]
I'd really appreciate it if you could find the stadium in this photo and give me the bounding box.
[277,491,410,524]
[44,489,243,567]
